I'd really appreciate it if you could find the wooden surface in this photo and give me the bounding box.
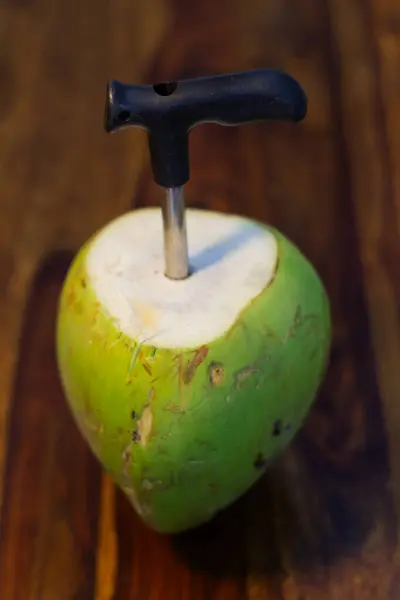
[1,0,400,598]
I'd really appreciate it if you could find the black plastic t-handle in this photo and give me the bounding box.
[105,68,307,188]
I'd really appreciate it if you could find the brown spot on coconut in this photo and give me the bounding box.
[233,364,259,390]
[183,346,209,384]
[208,361,225,385]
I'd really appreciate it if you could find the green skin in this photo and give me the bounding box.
[56,222,331,534]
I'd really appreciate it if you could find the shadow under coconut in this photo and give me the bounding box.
[170,407,396,582]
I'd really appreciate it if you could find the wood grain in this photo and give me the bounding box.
[1,0,400,598]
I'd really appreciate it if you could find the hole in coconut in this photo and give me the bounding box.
[132,430,141,442]
[273,420,283,437]
[118,110,130,122]
[153,81,178,96]
[253,453,267,469]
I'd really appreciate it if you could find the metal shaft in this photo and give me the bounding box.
[161,186,189,279]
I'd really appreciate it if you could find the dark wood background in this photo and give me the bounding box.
[1,0,400,598]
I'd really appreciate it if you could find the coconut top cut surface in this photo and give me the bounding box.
[86,208,278,349]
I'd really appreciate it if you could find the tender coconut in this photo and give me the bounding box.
[56,207,331,533]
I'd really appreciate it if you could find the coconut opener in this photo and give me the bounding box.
[104,68,307,280]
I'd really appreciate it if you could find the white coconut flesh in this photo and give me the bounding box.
[86,208,278,349]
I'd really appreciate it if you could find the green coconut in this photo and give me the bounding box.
[56,207,331,534]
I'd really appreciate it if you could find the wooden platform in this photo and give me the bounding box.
[1,0,400,598]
